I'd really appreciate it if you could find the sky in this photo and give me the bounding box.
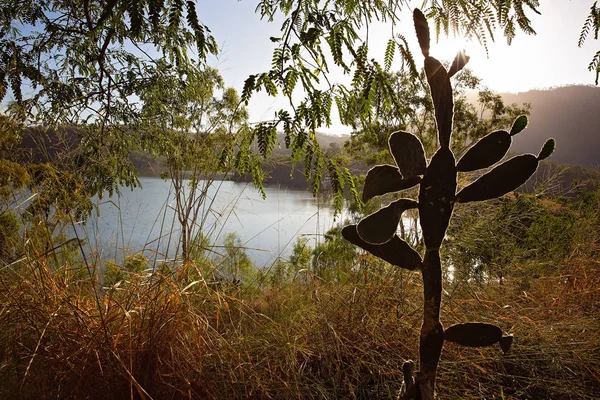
[3,1,596,134]
[197,0,599,133]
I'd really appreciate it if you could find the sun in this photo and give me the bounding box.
[430,34,478,65]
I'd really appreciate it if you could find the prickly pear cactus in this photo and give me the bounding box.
[342,9,555,400]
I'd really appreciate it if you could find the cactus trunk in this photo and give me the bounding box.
[412,146,456,399]
[418,250,444,399]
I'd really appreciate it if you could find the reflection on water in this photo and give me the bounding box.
[75,178,344,267]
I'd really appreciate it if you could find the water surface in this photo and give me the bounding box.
[77,178,342,267]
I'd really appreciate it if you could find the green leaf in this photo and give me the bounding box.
[413,9,430,57]
[444,323,503,347]
[343,167,362,210]
[128,0,144,37]
[388,131,427,179]
[424,57,453,148]
[218,147,231,169]
[510,115,528,136]
[362,165,421,202]
[456,130,511,172]
[342,225,422,270]
[456,154,538,203]
[357,199,418,244]
[448,50,470,78]
[327,159,344,213]
[260,72,278,96]
[537,138,556,160]
[256,123,277,157]
[384,39,395,71]
[418,147,456,249]
[241,75,256,105]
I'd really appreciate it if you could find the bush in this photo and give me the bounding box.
[290,237,312,272]
[312,225,357,282]
[0,211,20,261]
[216,232,255,284]
[103,253,149,286]
[123,253,149,273]
[2,253,598,399]
[103,260,124,286]
[446,189,600,281]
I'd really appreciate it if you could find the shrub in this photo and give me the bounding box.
[216,232,255,284]
[0,211,20,261]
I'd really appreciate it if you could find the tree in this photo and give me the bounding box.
[0,0,221,199]
[247,0,543,197]
[343,67,530,159]
[135,61,250,263]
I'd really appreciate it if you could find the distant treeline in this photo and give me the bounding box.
[14,101,600,194]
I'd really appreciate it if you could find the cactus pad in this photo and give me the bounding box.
[362,165,421,202]
[424,56,453,148]
[456,130,511,172]
[342,225,422,270]
[538,138,556,160]
[418,147,457,249]
[499,335,514,354]
[357,198,419,244]
[510,115,528,136]
[456,154,538,203]
[444,322,503,347]
[413,9,430,57]
[389,131,427,179]
[448,50,470,78]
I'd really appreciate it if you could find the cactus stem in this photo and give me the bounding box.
[418,249,444,397]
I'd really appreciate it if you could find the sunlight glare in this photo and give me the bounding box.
[427,33,531,93]
[430,34,478,66]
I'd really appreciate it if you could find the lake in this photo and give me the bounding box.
[75,178,345,268]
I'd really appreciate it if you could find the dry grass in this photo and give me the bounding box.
[0,255,598,399]
[438,258,600,399]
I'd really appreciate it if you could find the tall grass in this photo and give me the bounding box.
[1,157,599,398]
[1,250,599,399]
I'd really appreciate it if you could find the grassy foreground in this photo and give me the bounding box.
[0,252,598,399]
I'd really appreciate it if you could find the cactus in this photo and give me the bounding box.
[456,130,512,172]
[341,9,555,400]
[444,322,503,347]
[456,142,554,203]
[357,198,419,244]
[500,334,515,354]
[389,131,428,178]
[362,165,421,202]
[342,225,422,270]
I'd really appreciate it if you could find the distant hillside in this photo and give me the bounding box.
[271,132,348,157]
[494,86,600,168]
[13,89,600,193]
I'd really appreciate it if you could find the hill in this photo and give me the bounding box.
[496,86,600,168]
